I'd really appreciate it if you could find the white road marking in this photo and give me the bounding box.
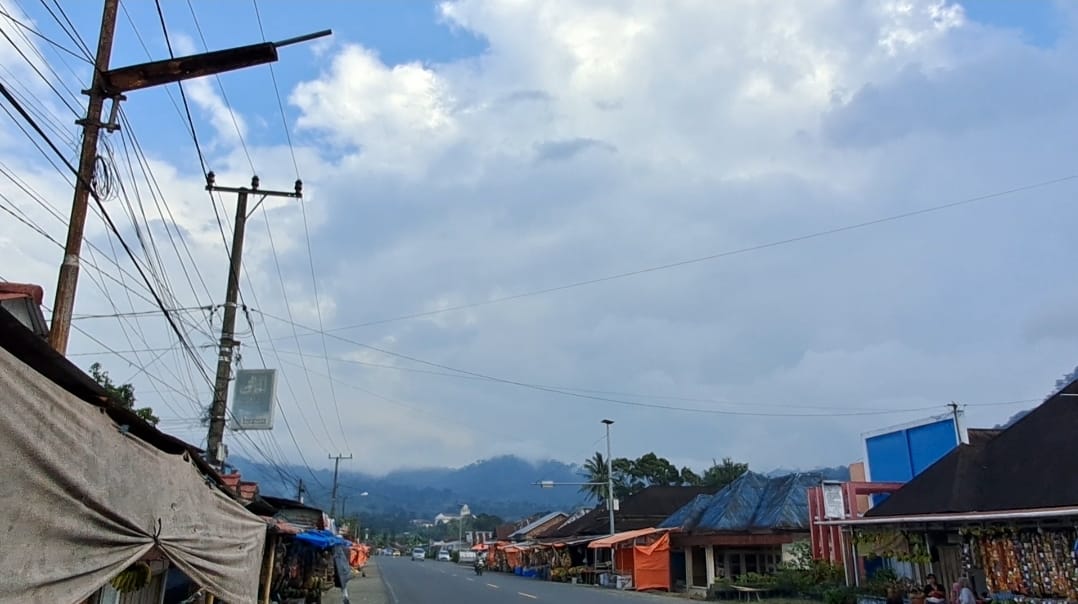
[466,577,475,581]
[487,583,500,589]
[518,592,538,599]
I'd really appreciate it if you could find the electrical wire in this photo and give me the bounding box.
[0,81,215,390]
[257,307,1033,419]
[328,174,1078,333]
[184,0,254,174]
[0,6,91,63]
[249,0,351,452]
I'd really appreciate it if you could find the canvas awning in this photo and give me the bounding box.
[472,543,489,551]
[0,334,267,603]
[588,527,665,548]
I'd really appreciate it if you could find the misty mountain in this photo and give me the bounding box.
[233,455,588,520]
[765,465,851,481]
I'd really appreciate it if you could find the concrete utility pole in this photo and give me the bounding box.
[48,0,119,354]
[296,479,306,504]
[46,7,330,353]
[204,174,301,467]
[329,453,353,519]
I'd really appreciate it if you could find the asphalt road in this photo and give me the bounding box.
[378,557,667,604]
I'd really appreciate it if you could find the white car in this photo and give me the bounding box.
[411,547,426,561]
[437,550,451,562]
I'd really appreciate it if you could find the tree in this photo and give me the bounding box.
[679,466,702,486]
[580,452,611,502]
[629,452,682,489]
[89,362,159,426]
[701,457,748,490]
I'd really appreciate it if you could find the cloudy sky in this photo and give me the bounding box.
[2,1,1077,479]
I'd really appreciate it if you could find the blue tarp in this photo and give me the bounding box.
[294,529,351,550]
[658,493,713,529]
[661,471,820,532]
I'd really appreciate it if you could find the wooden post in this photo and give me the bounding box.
[261,534,278,604]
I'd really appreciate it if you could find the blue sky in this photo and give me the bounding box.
[3,1,1078,476]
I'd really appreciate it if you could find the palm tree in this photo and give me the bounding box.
[580,452,609,502]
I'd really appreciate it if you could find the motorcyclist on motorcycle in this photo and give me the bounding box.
[474,554,485,576]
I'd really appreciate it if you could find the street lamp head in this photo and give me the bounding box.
[601,419,614,425]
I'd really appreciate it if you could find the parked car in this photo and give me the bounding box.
[411,547,426,561]
[437,550,451,562]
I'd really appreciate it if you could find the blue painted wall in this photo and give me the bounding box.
[865,418,958,483]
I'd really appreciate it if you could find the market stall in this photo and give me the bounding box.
[268,529,353,603]
[588,528,673,591]
[963,527,1078,599]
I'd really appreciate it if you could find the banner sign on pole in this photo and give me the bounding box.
[231,369,276,430]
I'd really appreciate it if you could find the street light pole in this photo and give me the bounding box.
[603,419,615,535]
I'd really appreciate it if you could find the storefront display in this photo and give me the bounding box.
[962,528,1078,599]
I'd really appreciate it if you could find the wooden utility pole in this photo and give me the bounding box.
[48,0,119,354]
[329,453,353,519]
[45,5,330,353]
[204,174,301,467]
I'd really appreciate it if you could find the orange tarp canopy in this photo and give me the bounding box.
[471,543,489,551]
[630,532,671,591]
[588,527,663,548]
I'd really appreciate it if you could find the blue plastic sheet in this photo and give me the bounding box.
[294,529,351,550]
[662,471,820,532]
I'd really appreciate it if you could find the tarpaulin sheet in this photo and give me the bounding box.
[0,345,267,604]
[350,544,371,568]
[679,471,819,532]
[295,529,351,550]
[632,532,671,591]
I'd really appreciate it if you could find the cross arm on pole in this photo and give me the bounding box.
[99,30,332,95]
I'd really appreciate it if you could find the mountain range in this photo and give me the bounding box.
[233,455,851,522]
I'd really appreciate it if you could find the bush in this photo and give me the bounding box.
[824,586,859,604]
[451,551,460,563]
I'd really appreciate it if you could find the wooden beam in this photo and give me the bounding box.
[100,43,278,95]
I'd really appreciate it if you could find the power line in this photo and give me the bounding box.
[257,307,1032,419]
[328,174,1078,332]
[35,0,93,60]
[184,0,254,174]
[0,81,215,389]
[251,0,300,176]
[248,0,349,450]
[152,0,209,176]
[0,6,91,63]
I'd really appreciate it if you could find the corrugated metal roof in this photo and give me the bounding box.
[508,511,566,539]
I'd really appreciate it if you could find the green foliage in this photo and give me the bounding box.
[450,550,460,563]
[824,586,859,604]
[701,457,749,490]
[579,451,750,501]
[88,362,159,426]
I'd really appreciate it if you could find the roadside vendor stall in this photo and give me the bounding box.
[269,529,353,603]
[588,528,673,591]
[963,526,1078,599]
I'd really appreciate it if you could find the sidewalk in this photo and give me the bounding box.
[323,559,390,604]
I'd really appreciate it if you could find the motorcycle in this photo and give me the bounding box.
[474,560,484,576]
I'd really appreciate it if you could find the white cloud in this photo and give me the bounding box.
[4,0,1078,476]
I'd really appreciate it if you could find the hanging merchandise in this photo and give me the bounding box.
[967,528,1078,599]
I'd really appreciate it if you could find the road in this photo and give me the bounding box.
[378,557,667,604]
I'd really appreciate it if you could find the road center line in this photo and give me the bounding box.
[487,583,500,589]
[518,592,538,599]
